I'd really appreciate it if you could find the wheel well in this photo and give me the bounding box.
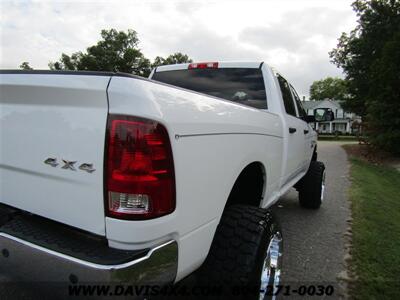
[224,162,265,209]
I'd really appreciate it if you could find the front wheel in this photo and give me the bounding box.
[198,204,283,300]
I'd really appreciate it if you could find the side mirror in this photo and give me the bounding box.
[314,108,335,122]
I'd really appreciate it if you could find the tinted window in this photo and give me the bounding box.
[290,85,307,119]
[152,68,267,109]
[277,75,296,116]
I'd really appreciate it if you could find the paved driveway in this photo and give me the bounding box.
[272,141,351,298]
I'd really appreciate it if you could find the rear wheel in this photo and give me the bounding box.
[298,161,326,209]
[198,204,283,299]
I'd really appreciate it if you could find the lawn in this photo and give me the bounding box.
[348,158,400,299]
[318,135,358,141]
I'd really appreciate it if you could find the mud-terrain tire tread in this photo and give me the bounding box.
[198,204,280,298]
[298,161,325,209]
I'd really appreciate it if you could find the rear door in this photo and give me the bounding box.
[276,75,306,182]
[0,73,110,235]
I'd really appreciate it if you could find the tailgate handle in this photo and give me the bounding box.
[304,129,309,134]
[289,127,297,134]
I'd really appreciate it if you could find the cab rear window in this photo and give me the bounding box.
[152,68,267,109]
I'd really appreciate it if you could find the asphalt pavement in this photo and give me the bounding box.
[272,141,351,299]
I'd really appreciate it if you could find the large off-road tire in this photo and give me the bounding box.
[298,161,326,209]
[198,204,282,300]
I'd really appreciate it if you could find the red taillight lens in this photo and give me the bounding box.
[105,115,175,220]
[188,62,218,69]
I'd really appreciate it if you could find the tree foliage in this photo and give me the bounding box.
[330,0,400,154]
[48,29,193,78]
[152,53,193,68]
[49,29,151,77]
[309,77,349,100]
[19,62,33,70]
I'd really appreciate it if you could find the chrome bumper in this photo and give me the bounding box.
[0,232,178,285]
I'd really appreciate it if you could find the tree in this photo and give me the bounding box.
[309,77,349,100]
[152,53,192,68]
[49,29,151,77]
[19,62,33,70]
[330,0,400,154]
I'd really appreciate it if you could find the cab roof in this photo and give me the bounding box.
[154,61,265,72]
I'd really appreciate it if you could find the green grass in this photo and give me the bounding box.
[318,135,358,141]
[348,158,400,299]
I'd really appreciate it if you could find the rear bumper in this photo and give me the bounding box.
[0,232,178,285]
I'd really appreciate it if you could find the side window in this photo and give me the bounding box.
[277,75,297,116]
[290,85,307,120]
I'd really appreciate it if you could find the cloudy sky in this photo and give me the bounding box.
[0,0,357,98]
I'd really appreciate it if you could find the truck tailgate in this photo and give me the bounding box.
[0,73,110,235]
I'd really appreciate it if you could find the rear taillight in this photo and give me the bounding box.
[105,115,175,220]
[188,62,218,69]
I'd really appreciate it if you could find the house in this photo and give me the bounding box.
[302,99,362,134]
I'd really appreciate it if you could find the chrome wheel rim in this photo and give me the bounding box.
[321,170,326,201]
[259,232,282,300]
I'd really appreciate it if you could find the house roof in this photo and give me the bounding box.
[302,99,344,110]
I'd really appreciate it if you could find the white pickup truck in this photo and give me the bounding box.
[0,62,333,298]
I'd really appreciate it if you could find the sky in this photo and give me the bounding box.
[0,0,357,99]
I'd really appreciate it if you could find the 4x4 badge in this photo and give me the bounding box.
[44,158,95,173]
[44,157,58,167]
[62,160,76,171]
[79,163,96,173]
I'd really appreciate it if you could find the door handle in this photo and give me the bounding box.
[304,129,309,134]
[289,127,297,134]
